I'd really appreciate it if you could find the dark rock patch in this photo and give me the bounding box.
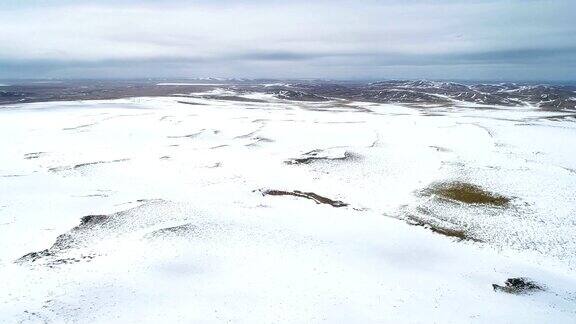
[493,278,544,294]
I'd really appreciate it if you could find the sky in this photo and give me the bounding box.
[0,0,575,81]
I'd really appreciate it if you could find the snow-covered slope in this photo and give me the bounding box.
[0,94,575,323]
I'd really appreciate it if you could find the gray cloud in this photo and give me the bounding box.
[0,0,574,80]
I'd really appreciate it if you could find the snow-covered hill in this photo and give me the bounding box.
[1,93,575,323]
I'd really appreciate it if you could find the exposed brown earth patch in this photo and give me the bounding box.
[405,214,480,242]
[421,181,511,206]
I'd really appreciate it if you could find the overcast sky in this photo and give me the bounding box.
[1,0,575,80]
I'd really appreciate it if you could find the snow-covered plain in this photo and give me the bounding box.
[1,92,575,323]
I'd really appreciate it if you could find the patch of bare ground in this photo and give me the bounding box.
[177,100,205,106]
[404,214,480,242]
[421,181,511,206]
[48,158,130,173]
[234,125,265,139]
[72,159,130,170]
[285,149,357,165]
[259,189,348,207]
[300,103,373,113]
[246,137,273,147]
[531,113,576,122]
[15,213,110,266]
[62,123,97,131]
[209,144,229,149]
[199,95,268,103]
[15,199,171,266]
[167,129,205,139]
[492,278,544,294]
[429,145,450,152]
[0,174,26,178]
[23,152,47,159]
[144,223,199,240]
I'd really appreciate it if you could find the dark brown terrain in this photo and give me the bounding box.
[1,79,575,111]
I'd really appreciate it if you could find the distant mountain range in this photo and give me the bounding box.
[1,79,575,110]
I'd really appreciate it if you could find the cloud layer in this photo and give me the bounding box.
[1,0,575,80]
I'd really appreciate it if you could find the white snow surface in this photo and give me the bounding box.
[0,94,575,323]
